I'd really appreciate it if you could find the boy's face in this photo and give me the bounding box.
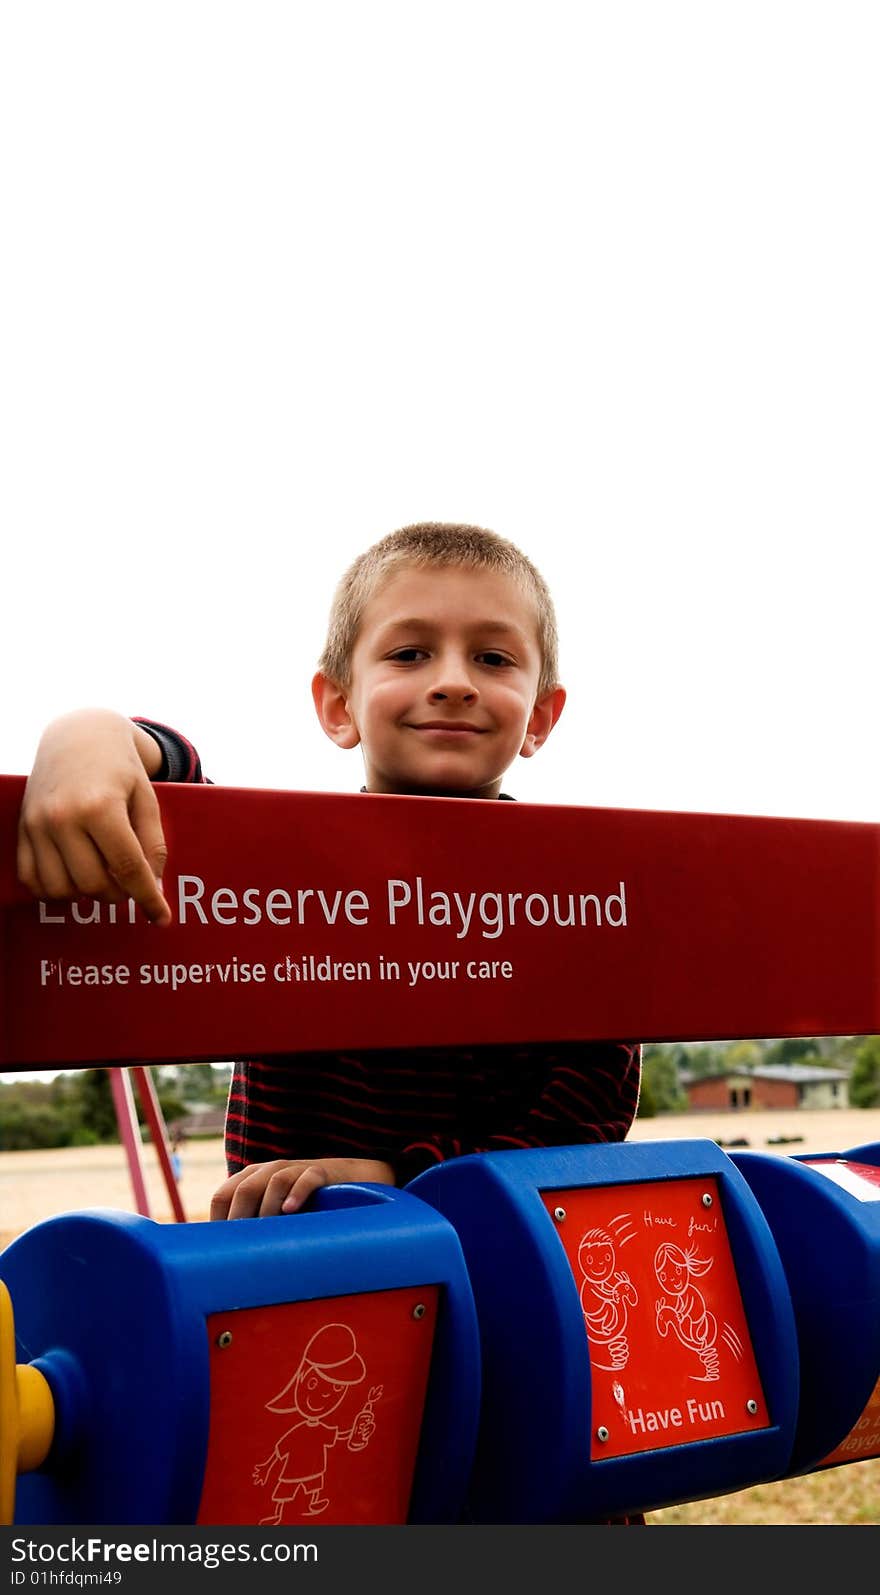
[313,564,565,799]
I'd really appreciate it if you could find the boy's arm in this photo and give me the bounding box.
[17,709,204,926]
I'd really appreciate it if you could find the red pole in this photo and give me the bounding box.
[109,1068,150,1217]
[131,1066,187,1223]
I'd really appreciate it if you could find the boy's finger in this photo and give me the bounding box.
[128,781,170,885]
[88,805,171,926]
[257,1164,315,1217]
[210,1161,293,1221]
[23,833,80,903]
[226,1175,279,1220]
[16,829,39,896]
[209,1176,238,1221]
[44,828,127,903]
[108,851,171,926]
[280,1166,326,1214]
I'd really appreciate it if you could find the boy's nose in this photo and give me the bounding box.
[428,662,478,702]
[429,685,477,701]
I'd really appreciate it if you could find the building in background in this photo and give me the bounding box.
[680,1063,849,1113]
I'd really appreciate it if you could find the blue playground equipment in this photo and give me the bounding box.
[410,1140,800,1523]
[731,1140,880,1476]
[0,1185,480,1526]
[2,1137,878,1525]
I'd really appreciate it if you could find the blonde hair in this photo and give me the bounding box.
[318,522,560,695]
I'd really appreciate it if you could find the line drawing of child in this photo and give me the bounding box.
[652,1241,721,1380]
[252,1322,382,1523]
[578,1224,639,1371]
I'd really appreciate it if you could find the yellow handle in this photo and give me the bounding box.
[0,1280,55,1525]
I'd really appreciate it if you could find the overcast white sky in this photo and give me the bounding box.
[2,3,878,828]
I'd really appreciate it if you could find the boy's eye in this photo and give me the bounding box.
[476,651,513,667]
[387,647,428,663]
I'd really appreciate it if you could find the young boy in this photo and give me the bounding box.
[17,522,642,1221]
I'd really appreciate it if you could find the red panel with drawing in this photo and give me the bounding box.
[197,1285,439,1525]
[541,1178,770,1460]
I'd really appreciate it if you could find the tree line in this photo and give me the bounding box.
[639,1034,880,1116]
[0,1063,231,1152]
[1,1040,879,1151]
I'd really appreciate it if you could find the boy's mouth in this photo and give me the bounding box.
[408,721,485,736]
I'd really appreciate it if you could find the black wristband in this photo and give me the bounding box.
[136,722,171,781]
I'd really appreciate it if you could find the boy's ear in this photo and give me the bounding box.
[311,671,361,750]
[519,685,566,760]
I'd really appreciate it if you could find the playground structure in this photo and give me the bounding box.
[0,776,879,1524]
[109,1064,186,1223]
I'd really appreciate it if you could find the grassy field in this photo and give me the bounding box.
[647,1458,880,1526]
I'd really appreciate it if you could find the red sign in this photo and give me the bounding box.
[819,1374,880,1468]
[541,1178,770,1459]
[801,1159,880,1202]
[197,1285,438,1525]
[1,775,879,1067]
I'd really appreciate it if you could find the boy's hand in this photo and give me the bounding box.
[17,709,172,926]
[210,1157,397,1219]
